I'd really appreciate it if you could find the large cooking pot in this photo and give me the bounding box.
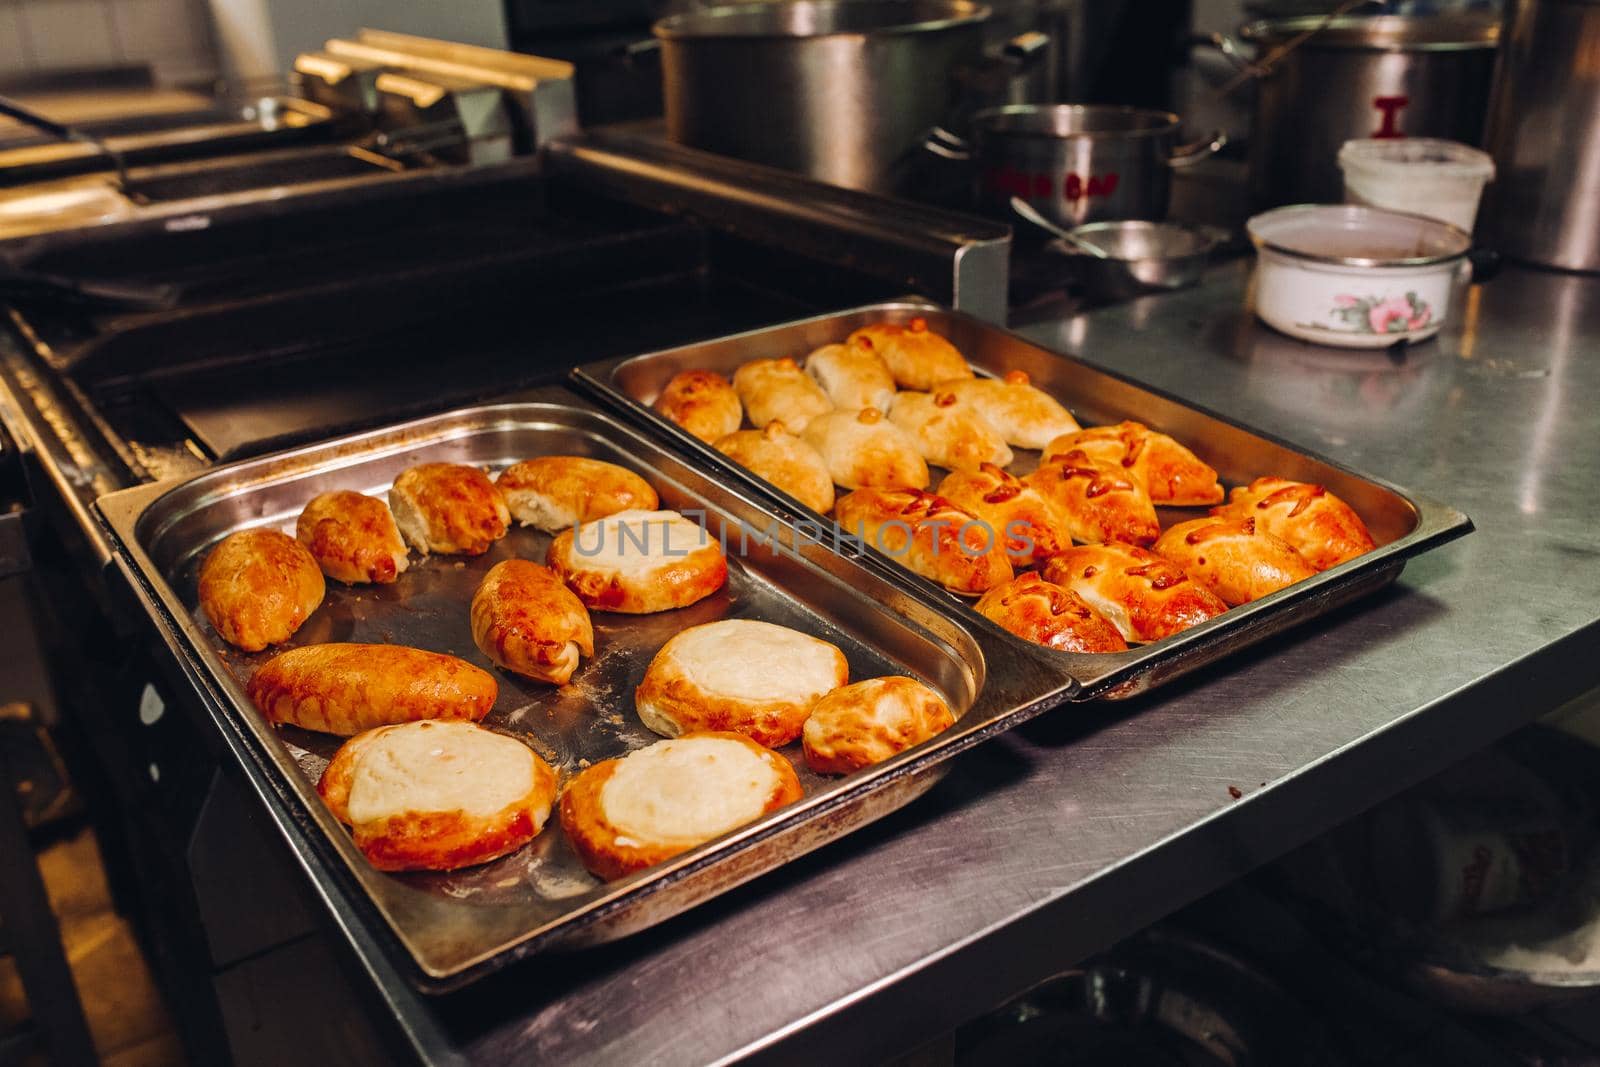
[653,0,994,196]
[1206,14,1499,207]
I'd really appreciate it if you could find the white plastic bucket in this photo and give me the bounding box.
[1338,138,1496,234]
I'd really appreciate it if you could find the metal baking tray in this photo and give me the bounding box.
[94,386,1070,991]
[575,299,1473,700]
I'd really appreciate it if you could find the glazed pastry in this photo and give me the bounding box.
[388,463,510,556]
[558,732,803,881]
[936,463,1071,566]
[247,643,498,735]
[973,573,1129,653]
[834,487,1013,595]
[496,456,658,533]
[714,422,835,515]
[802,676,955,775]
[1043,421,1223,506]
[546,509,727,614]
[198,528,325,652]
[318,720,556,872]
[888,389,1015,472]
[653,369,743,444]
[1023,449,1161,546]
[732,357,833,433]
[935,370,1080,450]
[1153,516,1317,606]
[847,317,974,391]
[471,560,595,685]
[1040,543,1227,643]
[800,407,930,491]
[803,341,896,412]
[1211,477,1377,571]
[635,619,849,748]
[295,491,409,586]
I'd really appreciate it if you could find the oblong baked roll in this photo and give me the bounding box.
[800,407,929,491]
[295,491,409,586]
[654,369,742,444]
[802,677,955,775]
[834,487,1013,595]
[471,560,594,685]
[1024,449,1160,547]
[1153,516,1317,606]
[935,370,1080,450]
[1040,543,1227,643]
[889,389,1015,472]
[318,720,556,872]
[559,732,803,881]
[714,422,835,515]
[496,456,658,533]
[973,573,1129,653]
[847,317,973,391]
[636,619,848,747]
[388,463,509,556]
[247,643,498,735]
[1211,477,1377,571]
[733,357,833,433]
[1044,421,1222,506]
[198,529,325,652]
[546,509,727,614]
[803,342,896,412]
[936,463,1070,566]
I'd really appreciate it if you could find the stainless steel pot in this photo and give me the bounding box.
[653,0,993,196]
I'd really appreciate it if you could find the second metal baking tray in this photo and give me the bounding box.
[575,299,1473,700]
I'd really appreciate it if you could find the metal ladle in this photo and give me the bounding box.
[1009,196,1109,258]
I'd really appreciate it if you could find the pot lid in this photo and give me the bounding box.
[654,0,992,40]
[1240,13,1500,51]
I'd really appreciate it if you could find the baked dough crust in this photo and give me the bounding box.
[546,509,728,614]
[802,676,955,775]
[803,342,896,412]
[295,491,409,586]
[558,732,803,881]
[635,619,848,747]
[1044,421,1223,506]
[496,456,658,532]
[936,370,1081,450]
[1211,477,1377,571]
[1153,516,1317,606]
[714,422,836,515]
[732,357,833,432]
[198,528,325,652]
[834,487,1014,595]
[318,720,556,872]
[247,643,498,735]
[973,573,1129,653]
[799,407,930,491]
[1023,450,1161,546]
[888,389,1015,472]
[653,369,743,444]
[388,463,510,556]
[847,317,974,391]
[1040,543,1227,643]
[936,463,1071,566]
[471,560,595,684]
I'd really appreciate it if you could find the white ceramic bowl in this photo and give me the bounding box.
[1246,204,1472,349]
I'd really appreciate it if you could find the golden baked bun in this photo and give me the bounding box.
[471,560,594,685]
[733,356,834,433]
[295,491,409,586]
[1211,477,1377,571]
[847,317,974,391]
[198,529,325,652]
[934,370,1081,450]
[496,456,658,533]
[635,619,849,747]
[559,732,803,881]
[1023,449,1161,546]
[834,487,1014,595]
[714,422,836,515]
[799,407,930,491]
[889,389,1015,472]
[936,463,1070,566]
[546,509,727,614]
[318,720,556,872]
[1153,516,1317,606]
[973,573,1129,653]
[388,463,510,556]
[653,369,743,444]
[1044,421,1223,507]
[802,676,955,775]
[803,342,896,412]
[1040,543,1227,643]
[247,643,497,735]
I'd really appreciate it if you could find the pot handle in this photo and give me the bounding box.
[924,126,973,162]
[1002,31,1051,68]
[1167,130,1229,168]
[1189,31,1256,73]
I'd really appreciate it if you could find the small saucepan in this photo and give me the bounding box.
[1043,220,1219,301]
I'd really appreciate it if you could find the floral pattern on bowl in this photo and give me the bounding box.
[1297,292,1433,335]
